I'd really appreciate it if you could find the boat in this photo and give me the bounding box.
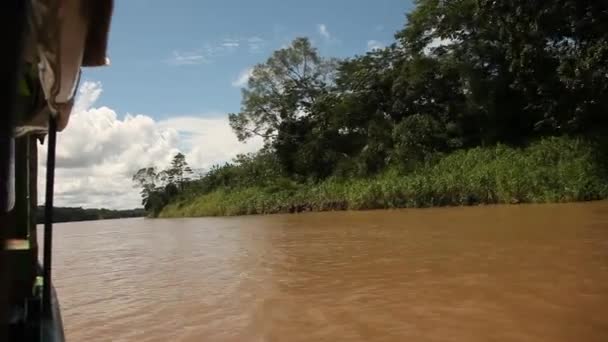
[1,1,114,340]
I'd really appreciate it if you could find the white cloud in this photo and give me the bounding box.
[38,81,263,209]
[167,50,207,66]
[158,117,263,171]
[231,67,254,88]
[367,40,384,51]
[318,24,331,40]
[72,81,102,113]
[221,38,240,48]
[169,36,266,64]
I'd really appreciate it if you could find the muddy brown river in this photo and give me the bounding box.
[50,202,608,341]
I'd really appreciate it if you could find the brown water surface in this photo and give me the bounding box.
[50,202,608,341]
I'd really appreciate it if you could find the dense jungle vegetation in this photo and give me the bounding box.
[134,0,608,217]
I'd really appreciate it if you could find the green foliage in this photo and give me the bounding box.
[160,137,608,217]
[396,0,608,140]
[189,151,284,193]
[392,114,444,169]
[228,37,337,143]
[235,0,606,182]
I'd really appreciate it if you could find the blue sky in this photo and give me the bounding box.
[84,0,413,119]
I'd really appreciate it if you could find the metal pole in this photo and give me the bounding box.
[42,116,57,317]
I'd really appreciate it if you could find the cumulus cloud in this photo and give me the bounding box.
[72,81,102,113]
[38,81,263,209]
[367,40,384,51]
[231,67,254,88]
[318,24,331,40]
[158,117,263,170]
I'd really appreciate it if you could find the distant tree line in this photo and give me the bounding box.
[135,0,608,216]
[37,207,146,223]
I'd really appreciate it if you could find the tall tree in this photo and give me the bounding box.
[132,167,159,212]
[162,153,192,190]
[228,37,337,144]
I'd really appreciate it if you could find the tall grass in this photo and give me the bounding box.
[159,137,608,217]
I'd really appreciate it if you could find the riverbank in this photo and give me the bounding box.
[159,137,608,217]
[38,207,146,223]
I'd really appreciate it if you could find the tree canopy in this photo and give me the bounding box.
[229,37,338,144]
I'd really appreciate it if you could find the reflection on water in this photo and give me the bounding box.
[49,202,608,341]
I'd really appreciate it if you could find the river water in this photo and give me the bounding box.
[50,202,608,341]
